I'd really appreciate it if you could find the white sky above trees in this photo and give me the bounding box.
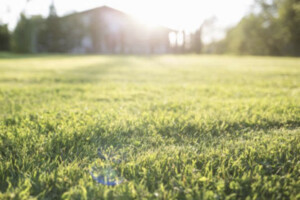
[0,0,254,43]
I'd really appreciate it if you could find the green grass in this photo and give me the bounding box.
[0,54,299,199]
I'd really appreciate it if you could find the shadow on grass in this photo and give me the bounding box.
[0,52,69,59]
[0,113,299,198]
[83,117,300,154]
[0,58,128,84]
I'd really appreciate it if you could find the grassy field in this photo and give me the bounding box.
[0,54,299,199]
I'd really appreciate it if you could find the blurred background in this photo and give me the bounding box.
[0,0,299,56]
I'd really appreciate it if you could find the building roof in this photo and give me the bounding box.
[62,6,132,20]
[62,5,177,32]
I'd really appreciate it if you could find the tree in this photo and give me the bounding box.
[0,24,10,51]
[11,13,45,53]
[11,14,32,53]
[214,0,300,56]
[277,0,300,55]
[191,27,202,53]
[39,3,65,52]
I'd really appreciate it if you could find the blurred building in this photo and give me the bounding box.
[61,6,175,54]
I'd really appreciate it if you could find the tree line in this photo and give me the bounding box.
[0,0,299,55]
[210,0,300,56]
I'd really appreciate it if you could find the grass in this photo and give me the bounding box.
[0,54,299,199]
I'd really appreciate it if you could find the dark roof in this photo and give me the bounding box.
[78,6,125,16]
[62,6,131,19]
[62,5,177,32]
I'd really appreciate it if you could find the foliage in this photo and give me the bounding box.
[38,4,65,53]
[11,14,32,53]
[277,0,300,55]
[215,0,300,56]
[11,4,66,53]
[0,54,299,199]
[11,14,45,53]
[0,24,10,51]
[60,15,86,53]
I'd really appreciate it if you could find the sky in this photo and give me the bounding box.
[0,0,254,42]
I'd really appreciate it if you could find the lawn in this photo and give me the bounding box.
[0,54,299,199]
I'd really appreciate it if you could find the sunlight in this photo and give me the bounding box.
[1,0,254,33]
[0,0,255,47]
[1,0,299,198]
[169,32,177,47]
[107,0,254,31]
[109,0,204,31]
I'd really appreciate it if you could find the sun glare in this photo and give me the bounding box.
[1,0,253,39]
[107,0,253,32]
[110,0,204,31]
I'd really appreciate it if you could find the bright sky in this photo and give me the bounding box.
[0,0,254,42]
